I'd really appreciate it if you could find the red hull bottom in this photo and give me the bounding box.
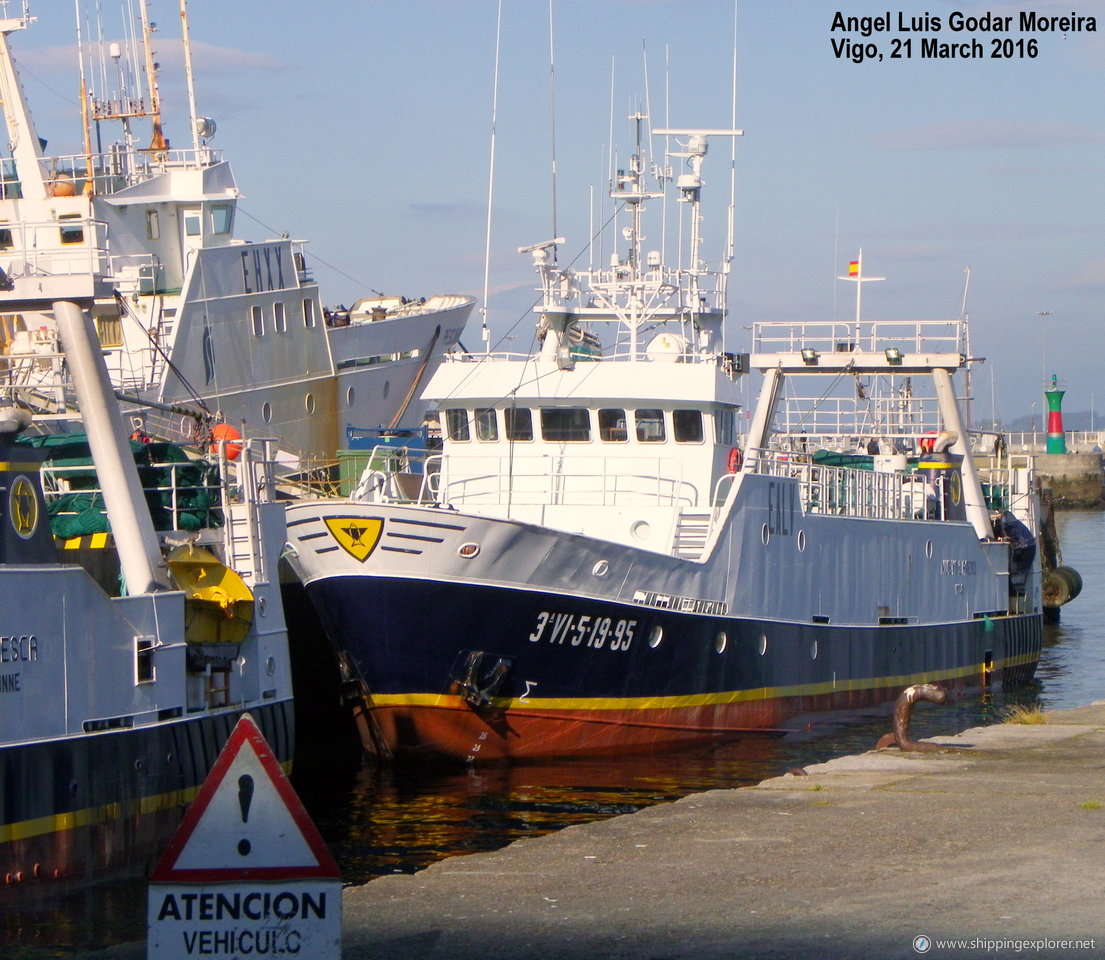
[360,677,998,763]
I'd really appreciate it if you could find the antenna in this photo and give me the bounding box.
[547,0,558,251]
[480,0,504,353]
[179,0,202,156]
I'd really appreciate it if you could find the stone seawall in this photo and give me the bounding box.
[1036,451,1105,508]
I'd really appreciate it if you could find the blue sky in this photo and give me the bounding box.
[12,0,1105,425]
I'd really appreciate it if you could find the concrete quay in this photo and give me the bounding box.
[92,703,1105,960]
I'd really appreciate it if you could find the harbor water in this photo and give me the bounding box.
[4,509,1103,957]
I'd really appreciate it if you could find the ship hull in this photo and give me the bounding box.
[303,573,1041,763]
[0,698,294,885]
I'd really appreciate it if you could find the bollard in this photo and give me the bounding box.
[876,683,948,751]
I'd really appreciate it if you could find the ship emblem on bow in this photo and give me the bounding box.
[324,516,384,562]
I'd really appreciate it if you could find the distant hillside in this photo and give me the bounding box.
[1001,411,1102,433]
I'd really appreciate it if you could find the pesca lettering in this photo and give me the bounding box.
[0,635,37,663]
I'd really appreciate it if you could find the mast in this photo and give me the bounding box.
[179,0,202,156]
[836,250,884,345]
[138,0,167,156]
[0,6,48,200]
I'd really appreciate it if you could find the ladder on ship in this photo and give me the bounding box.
[673,511,713,559]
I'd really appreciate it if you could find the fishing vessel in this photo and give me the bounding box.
[0,3,473,468]
[283,115,1044,763]
[0,277,294,886]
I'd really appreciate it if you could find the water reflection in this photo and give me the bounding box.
[5,510,1101,955]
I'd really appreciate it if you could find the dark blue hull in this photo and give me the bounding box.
[305,575,1041,761]
[0,699,294,885]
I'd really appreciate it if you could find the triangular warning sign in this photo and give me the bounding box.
[151,713,339,883]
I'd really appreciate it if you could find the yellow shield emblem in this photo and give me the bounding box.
[324,516,384,562]
[9,475,39,540]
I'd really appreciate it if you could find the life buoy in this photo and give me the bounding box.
[209,423,243,461]
[918,433,937,453]
[727,447,743,473]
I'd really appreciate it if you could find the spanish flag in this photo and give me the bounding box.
[848,260,859,277]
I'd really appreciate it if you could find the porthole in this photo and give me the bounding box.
[810,640,819,660]
[592,560,609,577]
[305,393,316,415]
[266,656,276,677]
[761,523,770,545]
[257,596,266,615]
[925,539,934,559]
[631,520,651,541]
[715,631,728,654]
[346,386,356,406]
[383,380,391,399]
[758,633,768,656]
[797,529,807,552]
[458,542,480,559]
[262,401,272,424]
[648,625,664,649]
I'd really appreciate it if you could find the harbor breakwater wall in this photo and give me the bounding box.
[1035,452,1105,508]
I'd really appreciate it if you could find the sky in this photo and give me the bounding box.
[8,0,1105,426]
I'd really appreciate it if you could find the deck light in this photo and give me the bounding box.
[801,347,819,366]
[885,347,903,365]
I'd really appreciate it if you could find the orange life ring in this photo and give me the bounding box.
[727,447,743,473]
[918,434,936,453]
[209,423,243,461]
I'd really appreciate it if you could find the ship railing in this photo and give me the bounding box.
[42,450,228,535]
[771,396,944,450]
[215,438,281,583]
[0,148,226,200]
[0,217,111,278]
[746,448,949,521]
[41,435,281,573]
[752,319,967,358]
[0,336,69,410]
[351,447,699,508]
[436,454,697,508]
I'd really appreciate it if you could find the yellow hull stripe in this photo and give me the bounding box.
[0,462,42,473]
[369,652,1039,714]
[0,761,292,847]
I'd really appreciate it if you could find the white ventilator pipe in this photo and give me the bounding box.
[53,299,170,593]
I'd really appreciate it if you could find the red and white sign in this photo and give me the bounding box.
[148,713,341,959]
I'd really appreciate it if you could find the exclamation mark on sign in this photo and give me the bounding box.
[237,774,254,856]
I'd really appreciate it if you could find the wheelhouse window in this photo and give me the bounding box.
[504,407,533,441]
[59,214,84,245]
[211,204,233,235]
[635,409,665,442]
[474,408,499,441]
[714,407,737,445]
[184,213,202,237]
[598,409,628,442]
[251,304,264,337]
[444,408,471,442]
[274,301,287,333]
[303,298,316,328]
[541,408,591,442]
[673,409,704,443]
[145,210,160,241]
